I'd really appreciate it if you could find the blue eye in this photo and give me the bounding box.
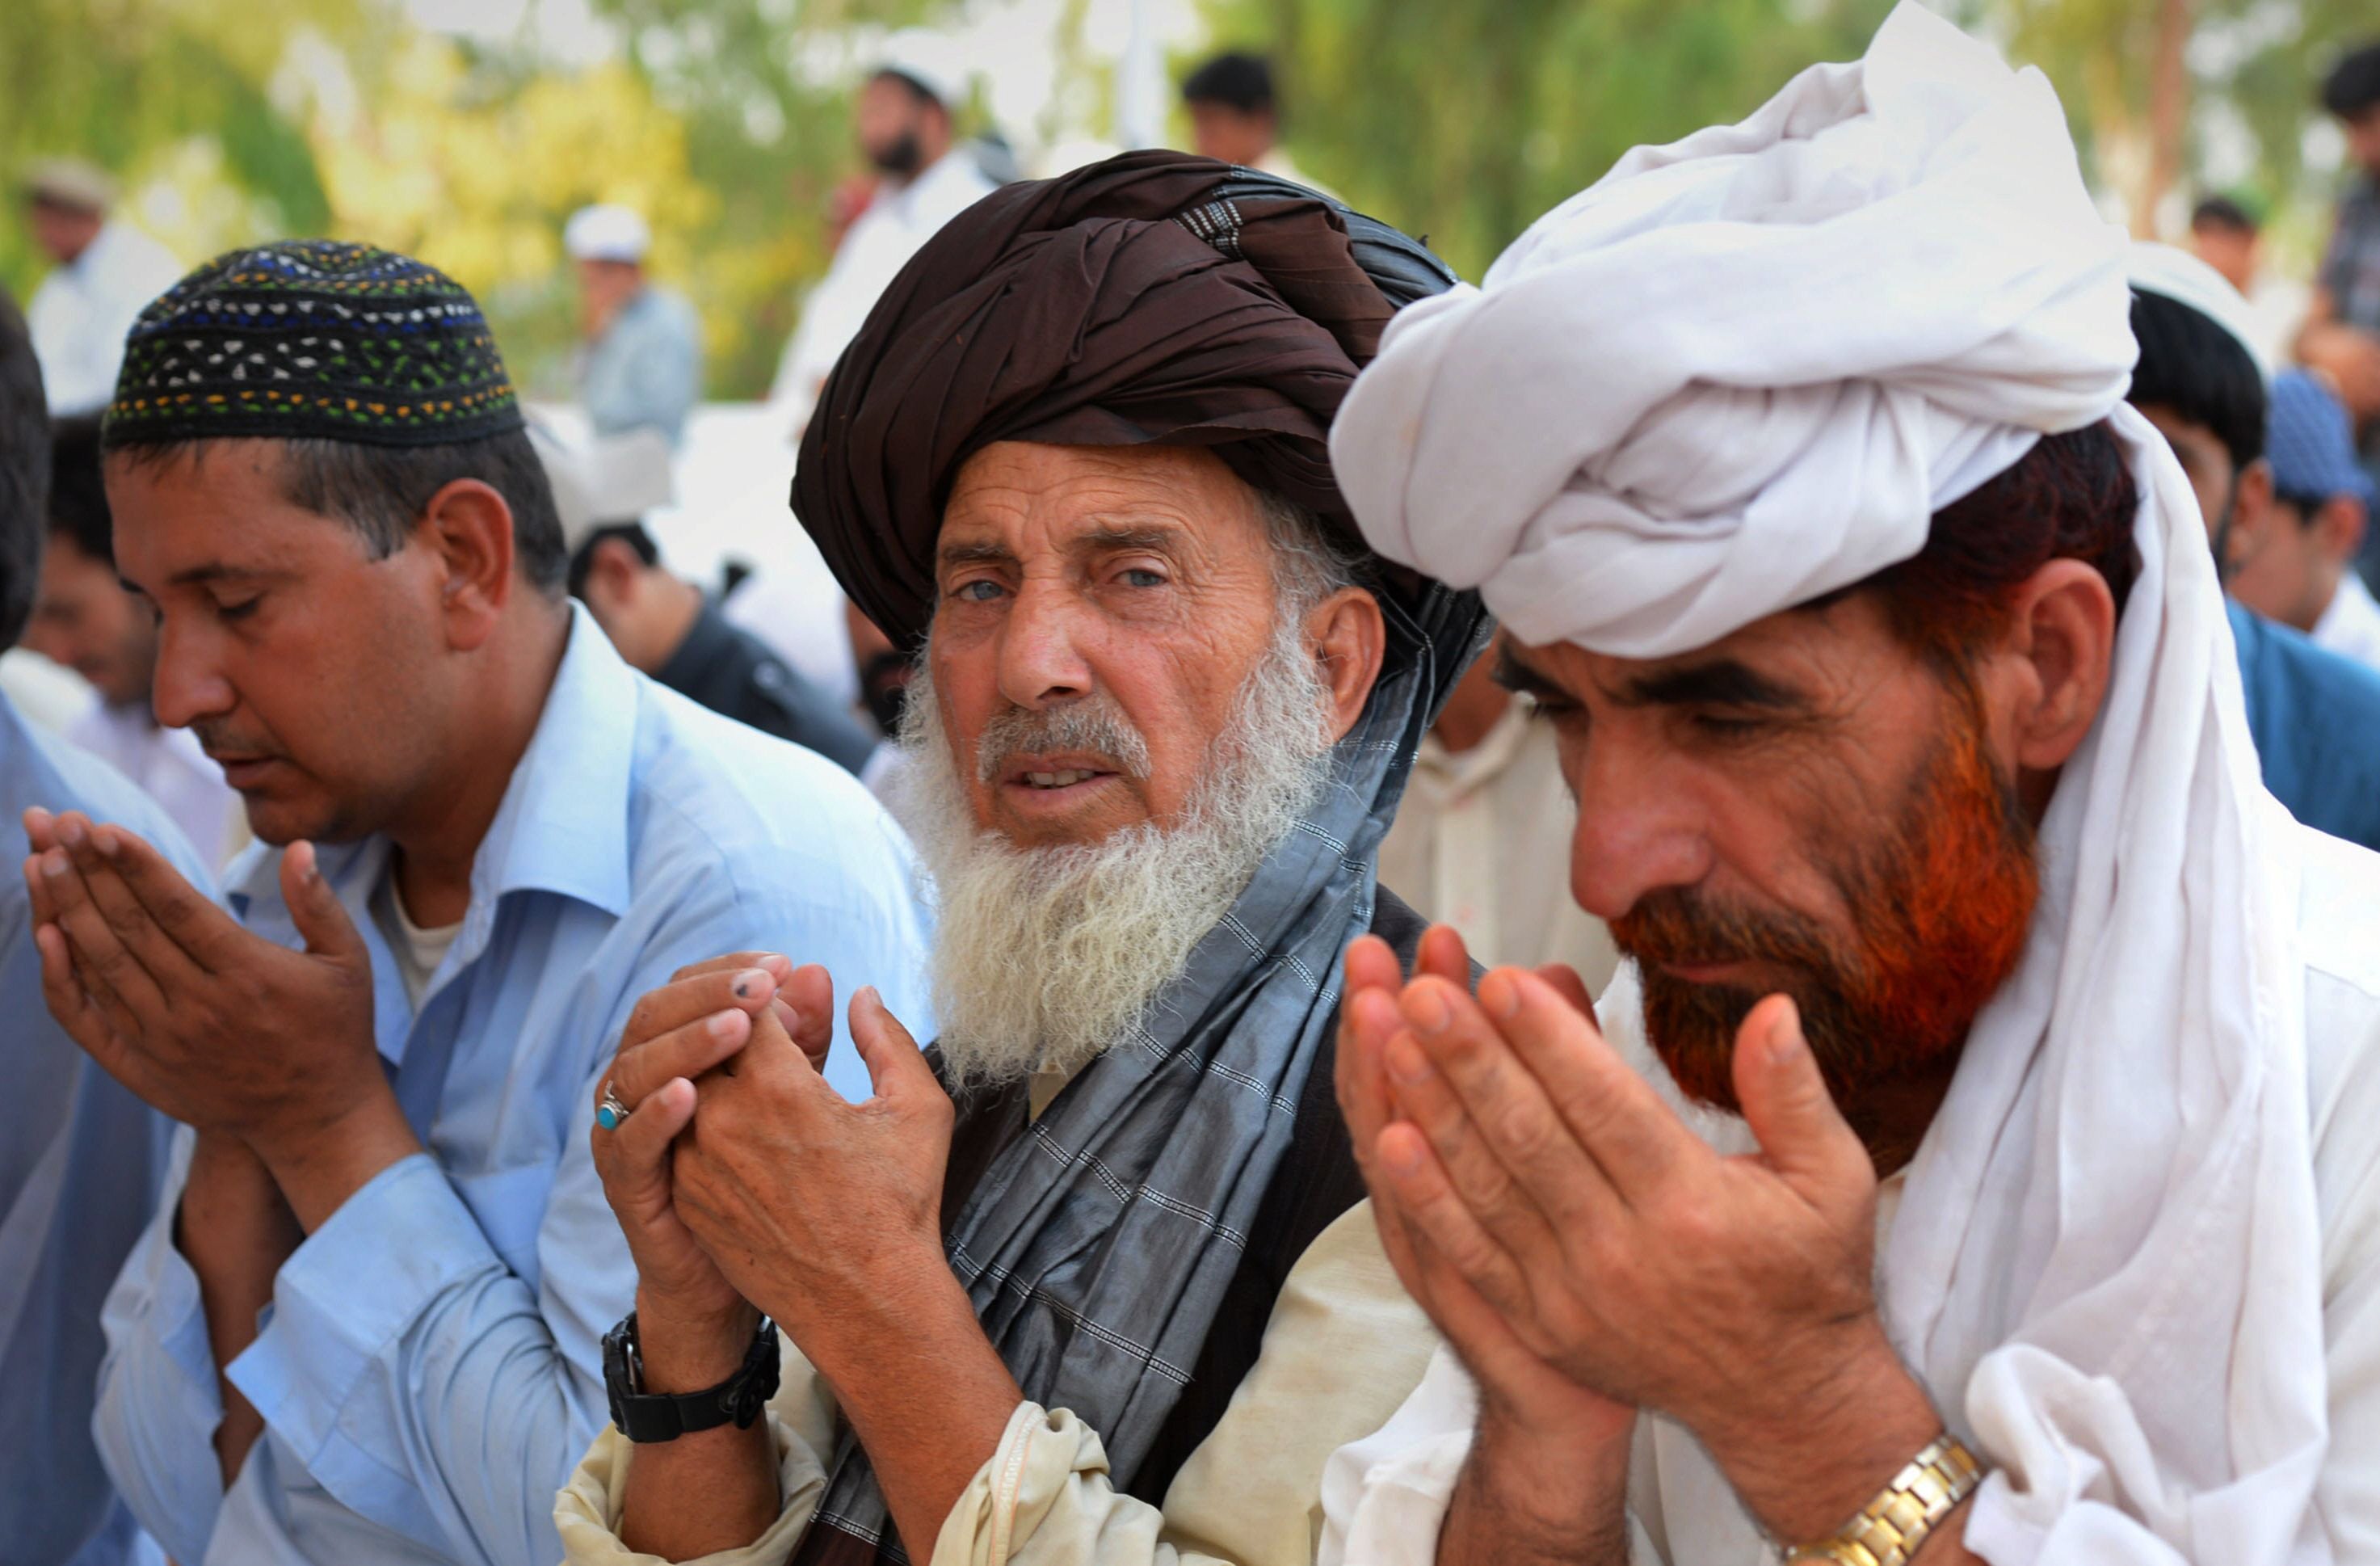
[1119,568,1165,588]
[955,580,1005,603]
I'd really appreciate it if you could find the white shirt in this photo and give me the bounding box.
[1374,699,1618,994]
[2311,570,2380,677]
[63,702,246,870]
[26,221,185,415]
[1319,821,2380,1564]
[767,149,999,430]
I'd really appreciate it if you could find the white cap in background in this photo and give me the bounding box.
[2126,239,2272,383]
[563,204,652,264]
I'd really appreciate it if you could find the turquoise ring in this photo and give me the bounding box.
[596,1084,630,1130]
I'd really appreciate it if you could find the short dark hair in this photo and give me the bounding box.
[110,427,570,593]
[48,415,112,566]
[2189,195,2256,234]
[2320,41,2380,120]
[0,288,51,652]
[1182,52,1276,116]
[1862,420,2142,669]
[566,520,659,600]
[2127,288,2267,472]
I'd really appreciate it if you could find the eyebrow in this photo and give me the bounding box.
[1492,643,1571,703]
[154,563,271,591]
[1611,658,1811,713]
[936,522,1187,573]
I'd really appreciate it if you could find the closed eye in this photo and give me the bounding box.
[217,596,263,623]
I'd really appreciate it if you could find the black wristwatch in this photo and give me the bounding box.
[603,1310,780,1443]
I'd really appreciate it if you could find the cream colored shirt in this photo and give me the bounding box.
[1375,700,1619,996]
[556,1113,1437,1565]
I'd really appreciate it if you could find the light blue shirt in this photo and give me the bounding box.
[577,285,702,445]
[93,607,933,1566]
[1,693,211,1566]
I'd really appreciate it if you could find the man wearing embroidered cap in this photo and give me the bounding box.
[1317,8,2380,1564]
[555,150,1479,1566]
[23,240,931,1566]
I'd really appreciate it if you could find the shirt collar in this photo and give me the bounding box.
[229,602,639,926]
[654,597,734,692]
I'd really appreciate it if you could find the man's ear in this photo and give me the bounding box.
[1306,585,1387,744]
[2316,495,2369,569]
[1992,558,2117,775]
[420,478,517,653]
[2224,457,2277,575]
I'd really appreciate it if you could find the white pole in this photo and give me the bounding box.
[1116,0,1164,149]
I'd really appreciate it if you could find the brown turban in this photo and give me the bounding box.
[792,149,1458,646]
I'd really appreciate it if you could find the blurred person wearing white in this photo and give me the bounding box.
[1375,644,1617,992]
[1317,7,2380,1563]
[765,53,995,436]
[23,416,244,867]
[567,205,703,448]
[21,159,181,418]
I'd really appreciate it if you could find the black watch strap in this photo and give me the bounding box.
[603,1311,781,1443]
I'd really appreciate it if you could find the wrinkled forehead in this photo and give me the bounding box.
[936,440,1270,567]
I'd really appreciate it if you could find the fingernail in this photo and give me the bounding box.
[1480,970,1519,1021]
[730,967,772,1000]
[759,955,793,979]
[1382,1131,1425,1176]
[93,829,120,858]
[856,984,882,1013]
[1404,985,1451,1035]
[1770,1001,1802,1065]
[1387,1037,1432,1086]
[40,849,69,879]
[707,1008,743,1041]
[57,818,84,849]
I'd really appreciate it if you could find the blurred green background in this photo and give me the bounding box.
[6,0,2369,400]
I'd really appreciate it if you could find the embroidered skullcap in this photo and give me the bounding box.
[793,149,1458,646]
[101,240,526,452]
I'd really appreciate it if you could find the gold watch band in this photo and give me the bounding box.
[1783,1433,1986,1566]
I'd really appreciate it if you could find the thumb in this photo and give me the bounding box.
[1732,995,1869,1200]
[281,842,365,962]
[849,986,933,1103]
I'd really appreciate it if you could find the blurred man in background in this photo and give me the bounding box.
[1181,51,1329,195]
[767,47,995,436]
[21,158,182,419]
[0,288,212,1566]
[2242,368,2380,670]
[1377,642,1618,993]
[2189,194,2306,367]
[2300,40,2380,541]
[566,203,702,447]
[540,427,877,774]
[2128,244,2380,852]
[23,415,245,867]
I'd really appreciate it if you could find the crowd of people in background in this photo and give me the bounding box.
[3,15,2380,1566]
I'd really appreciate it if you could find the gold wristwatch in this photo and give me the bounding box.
[1783,1433,1986,1566]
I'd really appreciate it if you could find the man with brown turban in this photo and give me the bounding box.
[554,150,1491,1566]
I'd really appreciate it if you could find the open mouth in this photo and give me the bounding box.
[995,752,1129,806]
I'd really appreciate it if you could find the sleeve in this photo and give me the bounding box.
[218,840,931,1566]
[926,1202,1441,1566]
[91,1126,238,1566]
[554,1333,843,1566]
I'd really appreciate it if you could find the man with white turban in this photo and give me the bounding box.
[1314,6,2380,1564]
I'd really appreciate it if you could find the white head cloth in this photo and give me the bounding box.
[1335,5,2329,1560]
[564,203,651,263]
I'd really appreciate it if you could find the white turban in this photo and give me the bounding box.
[1333,4,2330,1561]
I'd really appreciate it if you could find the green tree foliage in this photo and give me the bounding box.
[1199,0,1898,283]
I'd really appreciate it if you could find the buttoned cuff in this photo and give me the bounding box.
[226,1153,493,1458]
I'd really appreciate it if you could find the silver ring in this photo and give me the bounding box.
[596,1083,631,1130]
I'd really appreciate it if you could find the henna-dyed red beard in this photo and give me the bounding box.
[1611,697,2040,1115]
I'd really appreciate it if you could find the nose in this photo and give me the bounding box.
[149,616,238,732]
[994,577,1096,712]
[1564,740,1714,921]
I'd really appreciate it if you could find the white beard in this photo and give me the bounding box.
[889,617,1336,1092]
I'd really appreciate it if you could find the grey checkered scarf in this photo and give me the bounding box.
[804,581,1487,1560]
